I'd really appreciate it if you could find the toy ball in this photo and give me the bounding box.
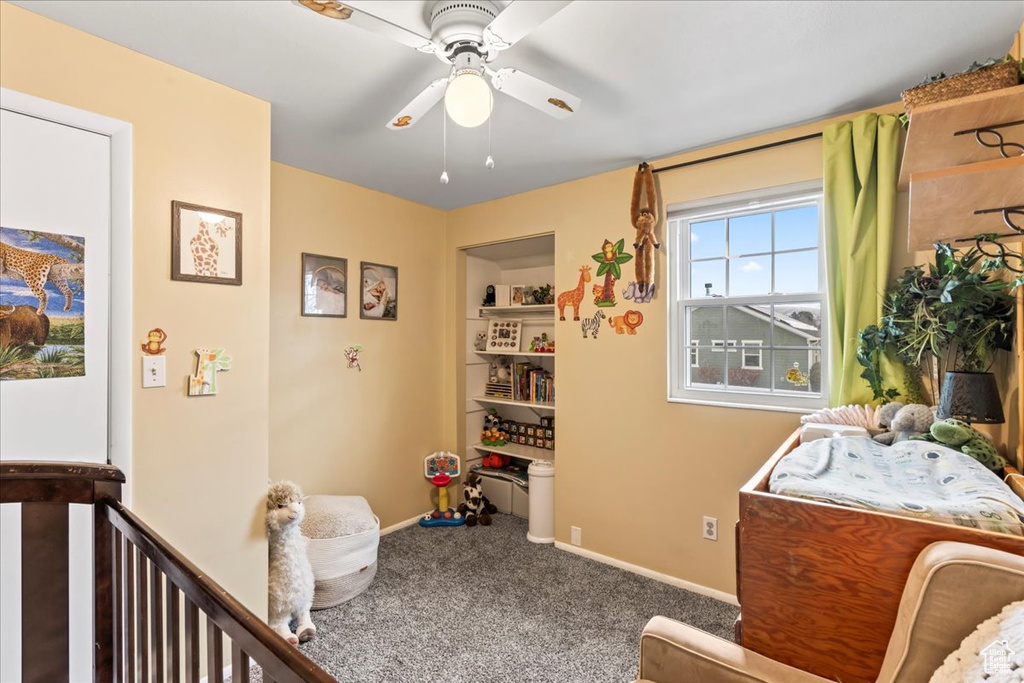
[432,510,441,519]
[444,511,452,519]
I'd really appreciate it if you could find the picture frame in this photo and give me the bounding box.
[171,200,242,285]
[510,285,527,306]
[360,261,398,321]
[301,252,348,318]
[486,319,522,351]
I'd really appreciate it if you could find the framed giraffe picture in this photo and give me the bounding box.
[171,201,243,285]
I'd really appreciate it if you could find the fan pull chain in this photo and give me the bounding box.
[485,111,495,170]
[440,107,450,185]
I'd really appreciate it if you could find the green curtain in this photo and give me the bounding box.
[823,113,899,406]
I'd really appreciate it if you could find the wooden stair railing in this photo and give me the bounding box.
[1,462,335,683]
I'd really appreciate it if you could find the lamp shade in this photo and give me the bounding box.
[937,371,1005,424]
[444,71,492,128]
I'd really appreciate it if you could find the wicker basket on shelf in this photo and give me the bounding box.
[901,60,1020,114]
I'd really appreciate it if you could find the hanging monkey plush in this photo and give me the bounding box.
[630,162,660,297]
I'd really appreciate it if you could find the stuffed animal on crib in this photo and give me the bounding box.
[873,403,935,445]
[927,418,1008,472]
[266,481,316,646]
[457,473,497,527]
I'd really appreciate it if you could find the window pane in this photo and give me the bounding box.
[774,205,818,251]
[772,303,822,342]
[774,250,818,294]
[729,255,770,296]
[691,259,725,298]
[690,219,725,260]
[728,350,772,391]
[729,212,771,255]
[774,348,822,394]
[727,305,772,348]
[687,305,723,347]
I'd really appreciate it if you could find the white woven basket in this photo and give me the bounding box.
[302,496,380,610]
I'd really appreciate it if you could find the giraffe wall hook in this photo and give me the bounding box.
[187,348,232,396]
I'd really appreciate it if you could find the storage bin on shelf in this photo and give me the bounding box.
[300,495,379,610]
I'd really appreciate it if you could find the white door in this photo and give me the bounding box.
[0,107,112,682]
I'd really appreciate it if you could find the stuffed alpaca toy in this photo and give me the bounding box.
[266,481,316,645]
[927,418,1008,472]
[457,473,497,527]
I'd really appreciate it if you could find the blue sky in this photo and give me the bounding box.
[0,227,86,317]
[690,205,818,297]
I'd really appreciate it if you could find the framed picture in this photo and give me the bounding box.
[301,252,348,317]
[486,319,522,351]
[360,261,398,320]
[510,285,528,306]
[171,201,242,285]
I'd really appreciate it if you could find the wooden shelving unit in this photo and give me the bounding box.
[473,395,555,411]
[471,441,553,462]
[475,350,555,357]
[899,85,1024,190]
[480,304,554,317]
[899,84,1024,249]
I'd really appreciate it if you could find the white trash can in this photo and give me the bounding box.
[526,460,555,544]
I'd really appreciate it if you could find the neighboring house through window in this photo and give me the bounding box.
[667,181,827,411]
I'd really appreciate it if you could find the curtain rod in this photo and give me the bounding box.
[651,132,823,174]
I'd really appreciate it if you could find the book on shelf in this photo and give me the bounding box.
[511,362,554,404]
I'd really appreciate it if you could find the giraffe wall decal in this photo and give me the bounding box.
[557,265,592,321]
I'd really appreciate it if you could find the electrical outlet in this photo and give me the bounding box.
[703,516,718,541]
[570,526,582,546]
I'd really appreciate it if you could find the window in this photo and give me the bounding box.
[741,340,763,369]
[668,181,827,411]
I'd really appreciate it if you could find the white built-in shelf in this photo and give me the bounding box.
[475,350,556,358]
[479,304,554,317]
[471,441,554,462]
[473,396,555,411]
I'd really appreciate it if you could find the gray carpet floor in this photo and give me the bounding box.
[287,514,738,682]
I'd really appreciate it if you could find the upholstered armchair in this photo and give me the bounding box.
[634,541,1024,682]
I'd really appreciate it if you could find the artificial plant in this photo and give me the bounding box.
[856,242,1018,403]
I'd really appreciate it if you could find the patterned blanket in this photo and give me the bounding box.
[769,437,1024,536]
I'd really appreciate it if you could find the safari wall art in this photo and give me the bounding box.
[0,226,86,381]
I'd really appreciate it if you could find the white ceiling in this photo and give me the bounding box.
[12,1,1024,209]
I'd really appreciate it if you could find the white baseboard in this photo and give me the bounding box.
[380,511,430,536]
[554,542,739,606]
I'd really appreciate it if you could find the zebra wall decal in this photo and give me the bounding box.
[581,310,606,339]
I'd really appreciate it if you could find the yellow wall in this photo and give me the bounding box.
[0,3,272,614]
[269,163,448,525]
[446,108,912,596]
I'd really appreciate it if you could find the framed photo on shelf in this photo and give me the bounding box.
[301,252,347,317]
[486,319,521,351]
[360,261,398,320]
[171,200,242,285]
[510,285,528,306]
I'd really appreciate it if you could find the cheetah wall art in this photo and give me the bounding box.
[0,226,86,381]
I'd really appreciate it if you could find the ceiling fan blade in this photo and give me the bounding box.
[386,78,448,130]
[483,1,572,51]
[489,68,580,119]
[294,1,435,53]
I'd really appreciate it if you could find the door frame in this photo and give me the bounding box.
[1,88,134,504]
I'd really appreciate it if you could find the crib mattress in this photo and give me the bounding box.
[769,437,1024,535]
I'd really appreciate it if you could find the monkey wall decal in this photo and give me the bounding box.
[630,162,660,298]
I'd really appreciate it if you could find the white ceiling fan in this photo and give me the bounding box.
[294,0,581,130]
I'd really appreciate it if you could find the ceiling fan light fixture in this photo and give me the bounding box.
[444,69,493,128]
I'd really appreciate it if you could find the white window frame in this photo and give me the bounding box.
[667,180,827,412]
[741,340,763,370]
